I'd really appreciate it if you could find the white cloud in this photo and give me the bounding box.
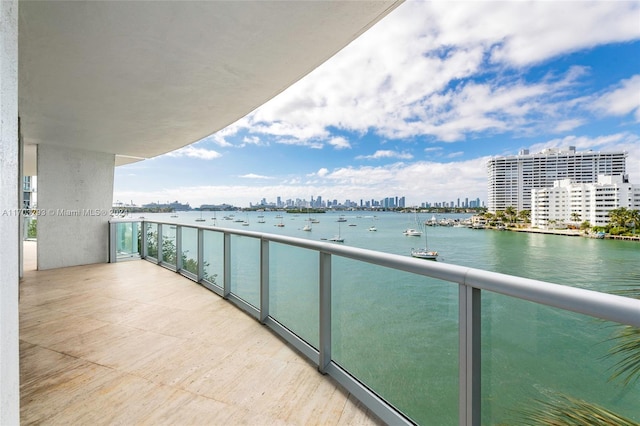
[328,136,351,150]
[166,146,221,160]
[213,2,639,148]
[241,136,267,147]
[316,168,329,177]
[238,173,273,180]
[356,150,413,160]
[554,119,585,133]
[590,75,640,122]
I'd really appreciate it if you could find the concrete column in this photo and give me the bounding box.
[37,145,115,270]
[0,0,19,423]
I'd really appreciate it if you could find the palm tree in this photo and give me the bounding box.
[628,209,640,235]
[608,207,629,229]
[518,209,531,226]
[580,220,591,233]
[570,211,581,223]
[504,206,517,226]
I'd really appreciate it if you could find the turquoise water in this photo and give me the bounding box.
[137,211,640,424]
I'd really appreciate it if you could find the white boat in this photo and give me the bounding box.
[403,210,423,236]
[368,226,377,232]
[411,247,438,260]
[302,223,312,231]
[411,226,438,260]
[328,222,344,242]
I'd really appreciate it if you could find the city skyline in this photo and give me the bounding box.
[113,1,640,208]
[124,192,483,210]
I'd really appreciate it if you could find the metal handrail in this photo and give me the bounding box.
[111,218,640,328]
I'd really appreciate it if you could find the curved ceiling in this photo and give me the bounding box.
[19,0,402,174]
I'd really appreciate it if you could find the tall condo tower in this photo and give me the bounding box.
[486,146,627,212]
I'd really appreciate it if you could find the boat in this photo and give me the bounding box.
[403,210,422,236]
[411,247,438,260]
[411,226,438,260]
[302,223,312,231]
[195,211,206,222]
[337,216,347,222]
[327,222,344,242]
[368,226,377,231]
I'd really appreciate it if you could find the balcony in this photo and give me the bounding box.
[20,241,380,424]
[21,220,640,425]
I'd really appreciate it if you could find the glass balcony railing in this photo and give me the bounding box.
[109,219,640,425]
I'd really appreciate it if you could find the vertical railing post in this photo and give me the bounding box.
[132,222,139,256]
[175,225,183,271]
[197,228,204,282]
[157,223,164,263]
[259,238,269,324]
[459,284,481,426]
[223,232,231,298]
[141,221,147,259]
[318,251,332,374]
[108,221,117,263]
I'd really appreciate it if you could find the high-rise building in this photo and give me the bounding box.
[531,175,640,228]
[487,147,627,212]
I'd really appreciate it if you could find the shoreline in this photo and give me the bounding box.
[504,226,640,241]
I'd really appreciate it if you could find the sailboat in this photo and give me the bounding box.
[195,211,206,222]
[403,211,422,236]
[328,222,344,242]
[302,208,312,231]
[411,224,438,260]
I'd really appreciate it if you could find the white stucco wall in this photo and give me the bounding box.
[0,0,19,423]
[37,145,114,270]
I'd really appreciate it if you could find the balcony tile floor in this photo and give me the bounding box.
[20,242,381,425]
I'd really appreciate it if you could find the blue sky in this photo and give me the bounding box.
[114,1,640,208]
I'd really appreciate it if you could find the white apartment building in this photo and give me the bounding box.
[531,175,640,228]
[487,147,627,212]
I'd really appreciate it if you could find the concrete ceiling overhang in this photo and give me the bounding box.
[19,0,402,175]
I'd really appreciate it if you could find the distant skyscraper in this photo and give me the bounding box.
[487,147,627,212]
